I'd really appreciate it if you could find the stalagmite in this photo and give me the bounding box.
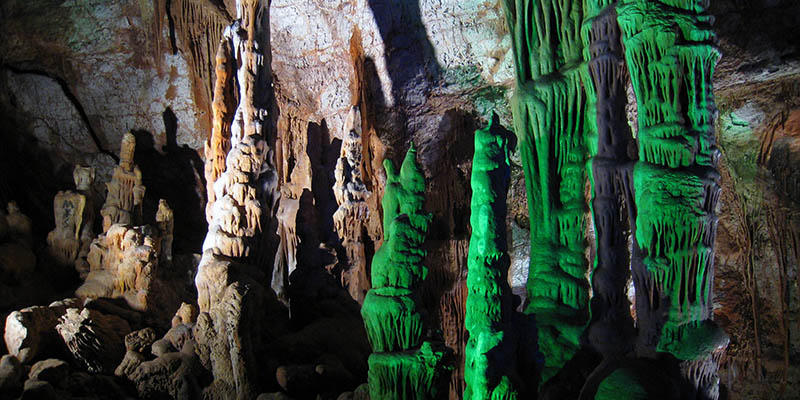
[360,145,447,399]
[155,199,174,264]
[502,0,590,383]
[463,117,518,400]
[333,106,372,304]
[101,133,145,232]
[193,0,283,398]
[47,166,96,271]
[616,0,728,397]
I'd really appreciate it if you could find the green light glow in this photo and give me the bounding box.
[464,117,518,400]
[502,0,590,383]
[617,0,726,394]
[361,145,445,399]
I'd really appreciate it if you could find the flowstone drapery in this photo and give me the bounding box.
[617,0,727,397]
[360,145,447,399]
[581,0,637,360]
[463,117,518,400]
[502,0,590,382]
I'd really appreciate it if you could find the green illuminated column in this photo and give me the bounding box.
[581,0,637,358]
[464,117,518,400]
[502,0,590,382]
[617,0,727,397]
[360,145,447,399]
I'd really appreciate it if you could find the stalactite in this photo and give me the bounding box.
[617,0,728,397]
[360,145,447,399]
[463,117,518,400]
[170,0,233,131]
[502,0,590,383]
[581,0,637,361]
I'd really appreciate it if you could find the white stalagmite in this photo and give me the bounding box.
[193,1,282,398]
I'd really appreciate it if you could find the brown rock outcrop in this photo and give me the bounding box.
[4,306,61,364]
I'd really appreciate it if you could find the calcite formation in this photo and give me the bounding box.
[78,224,159,313]
[615,0,728,397]
[101,133,145,232]
[463,117,518,399]
[47,166,95,272]
[193,0,282,397]
[155,199,174,264]
[581,0,637,359]
[502,0,590,383]
[360,145,447,399]
[333,106,372,303]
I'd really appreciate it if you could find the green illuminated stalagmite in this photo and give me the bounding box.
[361,145,446,399]
[581,0,637,358]
[464,117,518,400]
[502,0,590,382]
[617,0,727,396]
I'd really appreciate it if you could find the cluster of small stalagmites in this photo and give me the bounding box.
[333,106,372,303]
[51,129,178,328]
[77,224,159,312]
[46,166,96,273]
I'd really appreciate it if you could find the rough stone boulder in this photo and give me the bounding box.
[0,354,22,396]
[128,344,206,400]
[4,306,61,364]
[124,328,158,354]
[55,308,131,374]
[28,359,69,386]
[20,379,60,400]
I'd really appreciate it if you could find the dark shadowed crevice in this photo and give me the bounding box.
[1,64,119,162]
[165,0,179,55]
